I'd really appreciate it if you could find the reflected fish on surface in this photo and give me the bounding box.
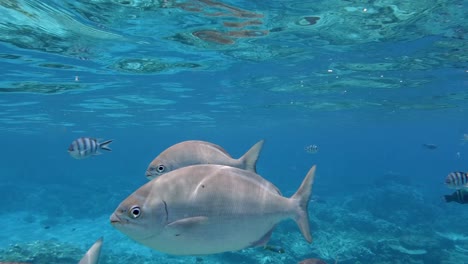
[444,190,468,204]
[68,137,113,159]
[145,140,264,180]
[445,171,468,189]
[111,164,316,255]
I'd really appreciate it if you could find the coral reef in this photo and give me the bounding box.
[0,240,82,264]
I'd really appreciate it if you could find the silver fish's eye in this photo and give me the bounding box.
[129,206,141,219]
[157,165,165,173]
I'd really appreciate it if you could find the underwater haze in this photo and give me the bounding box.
[0,0,467,263]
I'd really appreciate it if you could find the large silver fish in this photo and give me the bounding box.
[78,237,103,264]
[68,137,112,159]
[145,140,264,180]
[110,164,315,255]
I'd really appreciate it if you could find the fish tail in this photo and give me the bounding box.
[239,139,264,173]
[291,165,316,243]
[443,195,453,203]
[78,237,103,264]
[99,139,113,151]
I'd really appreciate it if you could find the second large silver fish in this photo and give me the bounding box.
[145,140,264,180]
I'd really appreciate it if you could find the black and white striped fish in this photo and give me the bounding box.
[68,137,113,159]
[444,190,468,204]
[445,171,468,189]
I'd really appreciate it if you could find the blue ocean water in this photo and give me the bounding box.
[0,0,467,263]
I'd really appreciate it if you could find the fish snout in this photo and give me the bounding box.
[110,213,121,224]
[145,171,155,180]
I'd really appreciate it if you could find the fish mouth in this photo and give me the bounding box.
[110,213,121,224]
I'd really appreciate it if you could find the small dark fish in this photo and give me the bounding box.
[422,143,437,150]
[305,144,319,154]
[298,258,327,264]
[68,137,113,159]
[445,172,468,189]
[444,190,468,204]
[264,244,285,253]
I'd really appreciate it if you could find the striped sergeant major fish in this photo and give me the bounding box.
[68,137,113,159]
[444,171,468,189]
[444,190,468,204]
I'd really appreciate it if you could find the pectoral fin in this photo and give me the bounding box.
[166,216,209,236]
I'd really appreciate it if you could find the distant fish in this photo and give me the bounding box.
[264,244,285,253]
[68,137,112,159]
[461,134,468,144]
[145,140,264,180]
[422,143,437,150]
[444,190,468,204]
[78,237,103,264]
[305,144,319,154]
[445,172,468,189]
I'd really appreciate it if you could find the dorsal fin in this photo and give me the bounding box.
[239,140,264,173]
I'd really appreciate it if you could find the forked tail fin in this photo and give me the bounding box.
[443,195,453,203]
[239,139,264,173]
[291,165,316,243]
[99,139,113,151]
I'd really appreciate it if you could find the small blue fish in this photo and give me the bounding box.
[445,172,468,190]
[68,137,112,159]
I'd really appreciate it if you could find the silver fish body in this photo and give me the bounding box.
[78,237,103,264]
[445,171,468,189]
[68,137,112,159]
[145,140,264,180]
[111,164,315,255]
